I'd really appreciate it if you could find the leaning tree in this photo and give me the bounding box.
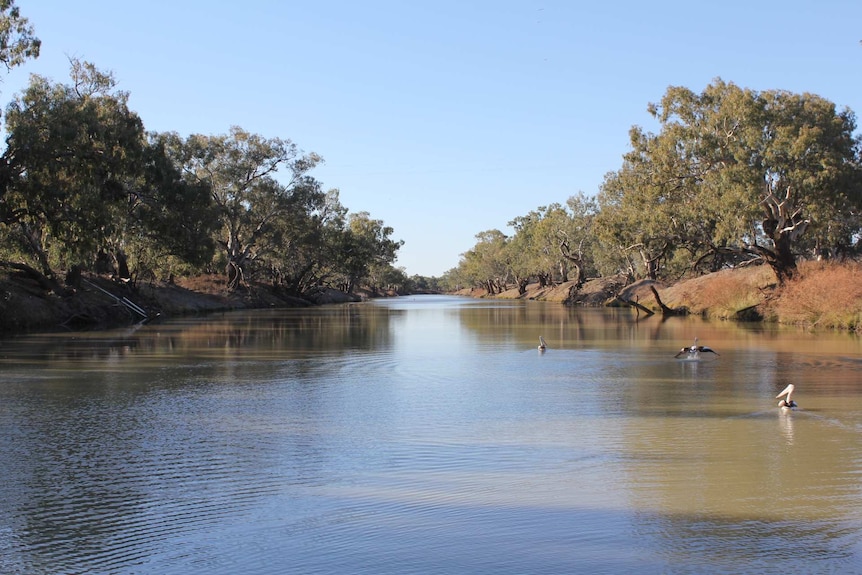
[598,79,862,284]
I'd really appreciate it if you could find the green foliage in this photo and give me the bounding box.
[457,229,510,293]
[161,126,325,290]
[1,17,858,302]
[267,187,348,294]
[507,196,598,288]
[593,79,862,283]
[1,60,148,277]
[0,1,39,73]
[0,58,402,296]
[454,79,862,290]
[135,133,219,269]
[332,211,403,293]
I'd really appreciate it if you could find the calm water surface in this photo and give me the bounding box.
[2,295,862,574]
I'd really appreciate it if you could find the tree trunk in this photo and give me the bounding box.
[114,248,131,282]
[757,185,808,285]
[557,235,583,287]
[65,265,83,289]
[20,222,55,280]
[642,250,659,281]
[226,261,243,291]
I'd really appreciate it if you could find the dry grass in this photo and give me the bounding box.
[656,266,774,319]
[692,270,769,319]
[770,261,862,331]
[175,274,226,295]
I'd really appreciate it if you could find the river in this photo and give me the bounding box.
[2,295,862,574]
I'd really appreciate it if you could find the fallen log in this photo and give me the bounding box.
[612,294,655,316]
[649,285,684,315]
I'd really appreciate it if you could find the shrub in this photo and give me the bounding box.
[772,261,862,330]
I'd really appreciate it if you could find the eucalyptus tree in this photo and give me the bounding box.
[557,192,599,287]
[268,187,347,294]
[373,264,408,294]
[508,204,569,288]
[594,157,682,281]
[533,205,572,285]
[747,88,862,273]
[507,194,598,290]
[458,229,510,294]
[0,61,219,286]
[0,0,39,75]
[597,79,862,283]
[162,126,323,290]
[0,60,149,283]
[506,211,542,293]
[333,211,403,294]
[133,133,219,276]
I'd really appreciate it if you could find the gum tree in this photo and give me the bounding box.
[597,79,862,284]
[162,126,322,290]
[0,61,218,287]
[1,61,148,284]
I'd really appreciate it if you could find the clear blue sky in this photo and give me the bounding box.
[4,1,860,277]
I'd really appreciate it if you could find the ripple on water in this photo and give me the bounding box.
[4,301,862,574]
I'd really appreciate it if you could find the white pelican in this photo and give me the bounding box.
[776,384,798,410]
[674,337,719,359]
[538,336,547,351]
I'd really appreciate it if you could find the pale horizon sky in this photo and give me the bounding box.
[3,1,860,277]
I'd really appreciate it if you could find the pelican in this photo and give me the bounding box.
[776,384,798,410]
[674,337,719,359]
[538,336,547,351]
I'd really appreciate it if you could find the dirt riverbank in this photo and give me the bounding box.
[0,273,362,335]
[3,261,860,335]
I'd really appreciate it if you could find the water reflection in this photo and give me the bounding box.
[2,295,862,574]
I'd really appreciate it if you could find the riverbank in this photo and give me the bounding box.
[455,261,862,332]
[3,260,861,335]
[0,273,365,335]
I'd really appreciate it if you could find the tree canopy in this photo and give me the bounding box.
[0,63,403,297]
[1,2,859,302]
[447,79,862,291]
[0,0,38,74]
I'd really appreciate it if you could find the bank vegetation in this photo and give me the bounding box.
[0,4,860,334]
[442,79,862,332]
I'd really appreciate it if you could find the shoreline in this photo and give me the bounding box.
[3,261,860,335]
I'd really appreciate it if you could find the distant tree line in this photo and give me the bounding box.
[444,79,862,293]
[3,3,859,299]
[0,3,411,298]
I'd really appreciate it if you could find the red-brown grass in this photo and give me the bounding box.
[771,261,862,331]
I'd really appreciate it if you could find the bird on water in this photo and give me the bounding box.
[674,337,719,359]
[776,384,798,410]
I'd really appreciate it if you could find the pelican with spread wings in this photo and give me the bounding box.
[674,337,719,359]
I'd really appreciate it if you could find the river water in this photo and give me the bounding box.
[2,295,862,574]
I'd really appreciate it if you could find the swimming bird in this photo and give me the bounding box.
[776,384,798,410]
[538,336,547,351]
[674,337,719,358]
